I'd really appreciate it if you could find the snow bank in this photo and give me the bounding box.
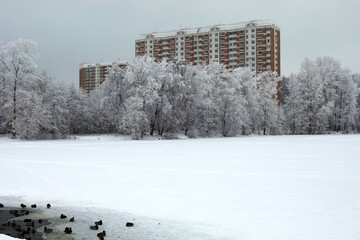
[0,235,17,240]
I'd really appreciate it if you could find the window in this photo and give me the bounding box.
[251,40,255,44]
[215,44,218,47]
[251,29,255,32]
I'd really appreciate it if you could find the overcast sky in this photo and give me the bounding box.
[1,0,359,85]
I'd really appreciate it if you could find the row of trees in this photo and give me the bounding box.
[1,39,359,139]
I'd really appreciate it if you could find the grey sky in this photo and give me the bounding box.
[1,0,359,85]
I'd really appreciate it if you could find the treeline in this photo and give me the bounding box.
[0,39,359,139]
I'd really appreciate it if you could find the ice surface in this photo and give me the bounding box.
[1,134,360,239]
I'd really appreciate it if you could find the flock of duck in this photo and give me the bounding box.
[0,202,135,239]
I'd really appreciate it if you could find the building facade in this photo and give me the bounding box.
[79,61,127,93]
[135,20,280,75]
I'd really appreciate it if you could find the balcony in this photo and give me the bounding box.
[219,44,229,49]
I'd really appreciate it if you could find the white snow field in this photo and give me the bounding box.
[1,134,360,240]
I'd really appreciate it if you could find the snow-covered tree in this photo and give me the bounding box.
[218,69,248,137]
[121,96,149,139]
[256,71,282,135]
[66,85,93,134]
[43,81,69,138]
[0,39,38,138]
[15,90,51,139]
[297,58,327,134]
[335,70,358,133]
[284,74,307,134]
[233,68,259,134]
[120,56,161,138]
[98,64,126,132]
[154,61,183,137]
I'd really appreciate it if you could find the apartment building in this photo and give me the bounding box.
[135,20,280,75]
[79,61,127,94]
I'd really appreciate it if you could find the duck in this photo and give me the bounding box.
[69,217,75,222]
[97,230,106,240]
[60,214,67,219]
[31,204,37,208]
[24,219,32,223]
[38,219,43,224]
[26,221,34,227]
[64,227,72,234]
[97,230,106,237]
[0,203,3,208]
[95,220,102,226]
[44,226,53,233]
[126,222,134,227]
[20,203,26,208]
[90,225,99,230]
[47,203,51,209]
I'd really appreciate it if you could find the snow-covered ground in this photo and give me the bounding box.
[1,134,360,240]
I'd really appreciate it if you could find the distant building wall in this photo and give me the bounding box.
[79,61,127,94]
[135,20,280,75]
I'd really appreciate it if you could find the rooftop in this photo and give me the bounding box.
[136,19,278,40]
[79,60,128,69]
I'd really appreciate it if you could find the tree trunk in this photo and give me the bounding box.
[11,75,17,139]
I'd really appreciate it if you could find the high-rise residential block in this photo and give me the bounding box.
[79,61,127,94]
[135,20,280,75]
